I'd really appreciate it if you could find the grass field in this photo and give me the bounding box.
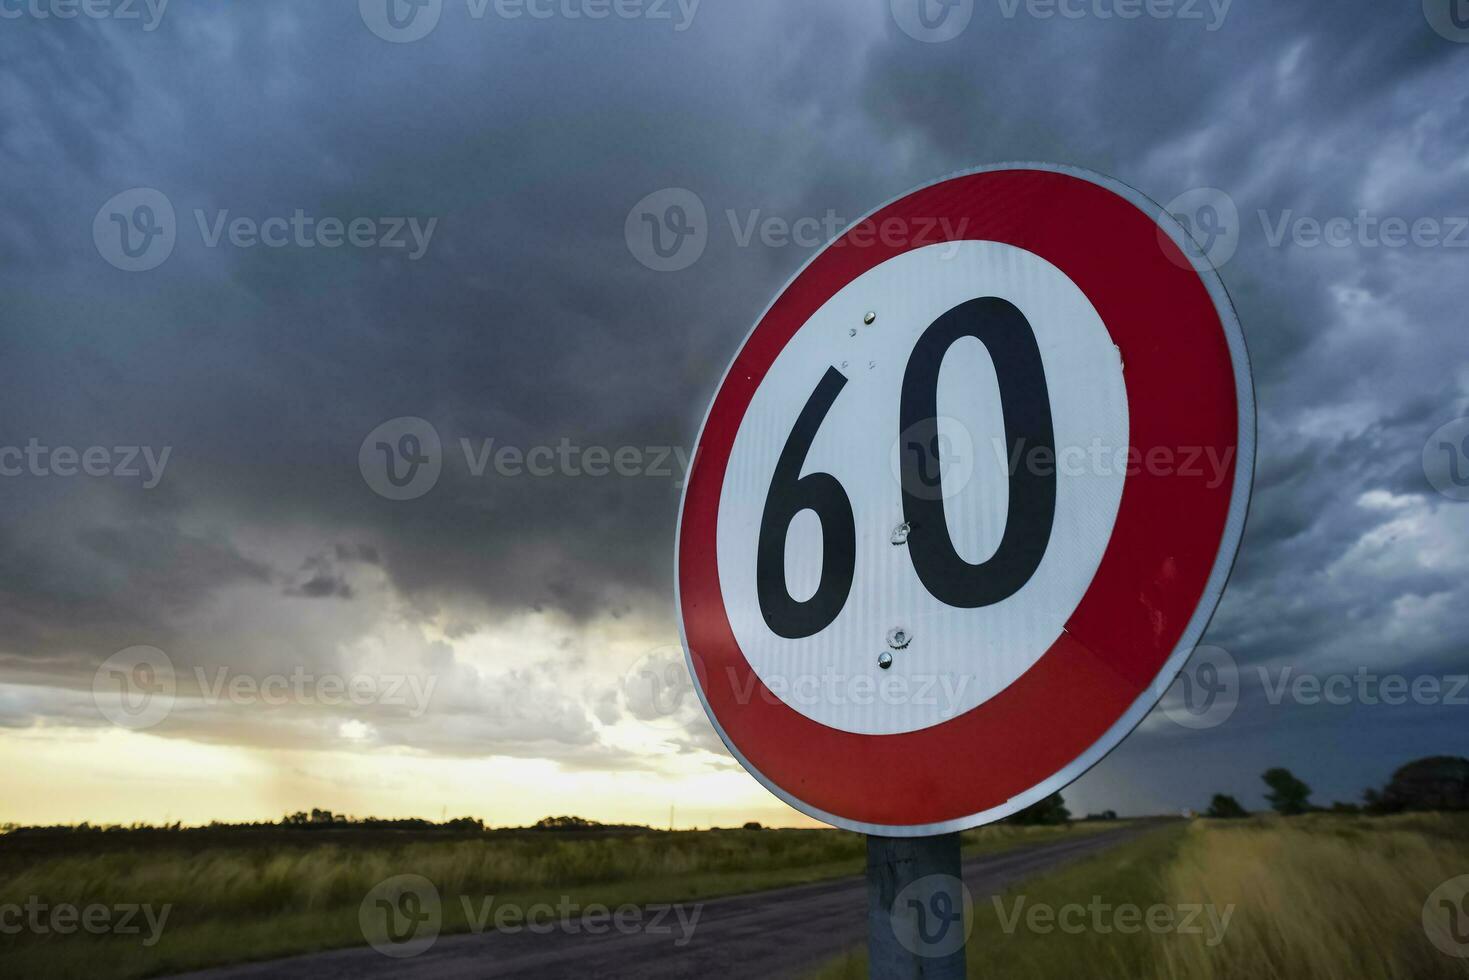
[0,820,1103,979]
[810,813,1469,980]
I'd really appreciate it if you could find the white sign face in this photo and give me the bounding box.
[715,241,1128,735]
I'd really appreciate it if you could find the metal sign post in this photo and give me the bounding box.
[867,833,967,979]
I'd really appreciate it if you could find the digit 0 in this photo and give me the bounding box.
[899,297,1056,608]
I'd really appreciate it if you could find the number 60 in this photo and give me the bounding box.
[756,297,1057,639]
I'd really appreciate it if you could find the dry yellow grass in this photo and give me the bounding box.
[807,814,1469,980]
[1156,814,1469,980]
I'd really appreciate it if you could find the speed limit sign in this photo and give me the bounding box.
[676,164,1254,835]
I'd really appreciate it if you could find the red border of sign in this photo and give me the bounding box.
[676,166,1252,833]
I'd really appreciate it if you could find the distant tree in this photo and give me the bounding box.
[445,816,484,831]
[534,815,601,831]
[742,821,764,830]
[1007,793,1071,826]
[1329,802,1361,815]
[1205,794,1248,819]
[1262,768,1313,815]
[1364,757,1469,814]
[1082,811,1118,822]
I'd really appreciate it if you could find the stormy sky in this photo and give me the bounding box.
[1,0,1466,826]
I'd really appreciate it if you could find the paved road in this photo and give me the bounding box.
[172,824,1158,980]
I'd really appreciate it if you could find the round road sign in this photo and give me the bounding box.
[676,164,1254,835]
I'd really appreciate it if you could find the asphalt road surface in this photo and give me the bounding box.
[172,823,1159,980]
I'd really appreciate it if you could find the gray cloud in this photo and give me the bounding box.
[0,0,1466,812]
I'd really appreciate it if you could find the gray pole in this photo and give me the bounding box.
[866,833,968,979]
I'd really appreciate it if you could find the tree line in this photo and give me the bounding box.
[1205,755,1469,818]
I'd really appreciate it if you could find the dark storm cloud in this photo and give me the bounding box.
[0,0,1466,795]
